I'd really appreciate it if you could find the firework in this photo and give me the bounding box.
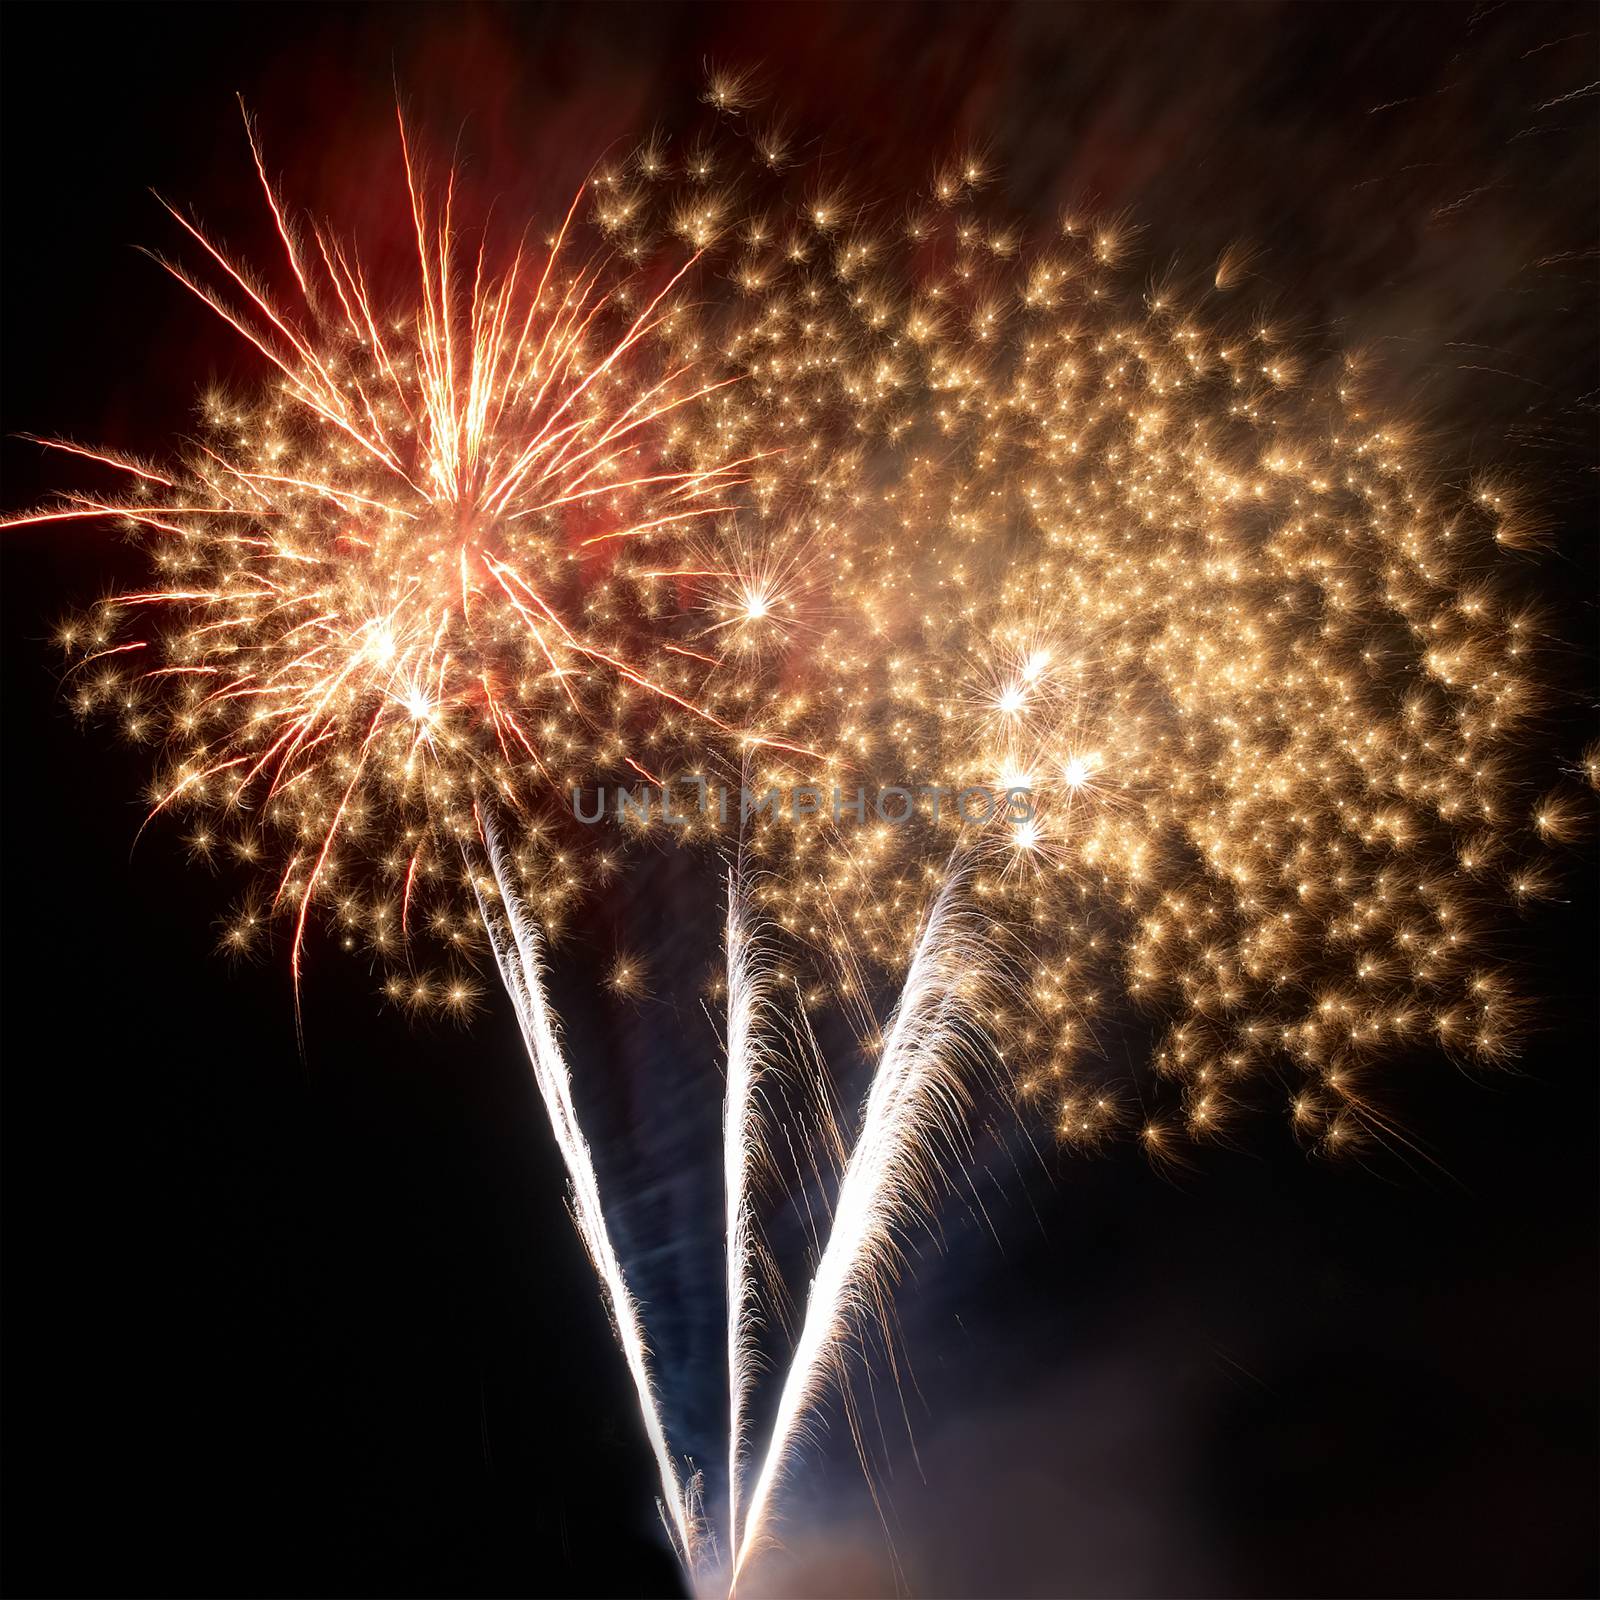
[15,78,1587,1597]
[11,102,850,1010]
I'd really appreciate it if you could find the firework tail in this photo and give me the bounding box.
[721,864,779,1563]
[471,809,699,1570]
[732,871,994,1581]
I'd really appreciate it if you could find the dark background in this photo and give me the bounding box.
[2,4,1596,1597]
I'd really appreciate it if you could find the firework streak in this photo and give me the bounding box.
[732,874,996,1580]
[722,862,796,1564]
[472,810,699,1565]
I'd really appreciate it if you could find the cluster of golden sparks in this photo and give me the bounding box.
[12,74,1593,1584]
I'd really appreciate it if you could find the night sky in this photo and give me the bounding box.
[3,5,1596,1597]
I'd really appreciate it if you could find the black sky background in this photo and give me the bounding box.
[2,5,1597,1597]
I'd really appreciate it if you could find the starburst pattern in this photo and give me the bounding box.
[12,84,1590,1592]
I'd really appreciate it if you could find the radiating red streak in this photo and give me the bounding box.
[150,253,423,493]
[516,465,747,518]
[482,557,585,714]
[239,95,312,303]
[401,849,422,939]
[0,505,205,533]
[66,641,148,672]
[578,505,736,545]
[197,444,275,505]
[236,471,416,519]
[312,227,362,338]
[155,196,349,421]
[663,643,725,666]
[518,376,744,507]
[114,588,272,606]
[139,753,252,838]
[19,436,174,488]
[480,256,708,512]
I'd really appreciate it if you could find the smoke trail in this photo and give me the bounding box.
[471,811,699,1570]
[733,874,996,1580]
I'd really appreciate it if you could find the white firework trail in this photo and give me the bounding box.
[732,872,996,1582]
[721,868,778,1562]
[471,811,699,1571]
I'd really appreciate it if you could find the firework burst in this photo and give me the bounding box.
[13,79,1590,1596]
[15,103,843,1008]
